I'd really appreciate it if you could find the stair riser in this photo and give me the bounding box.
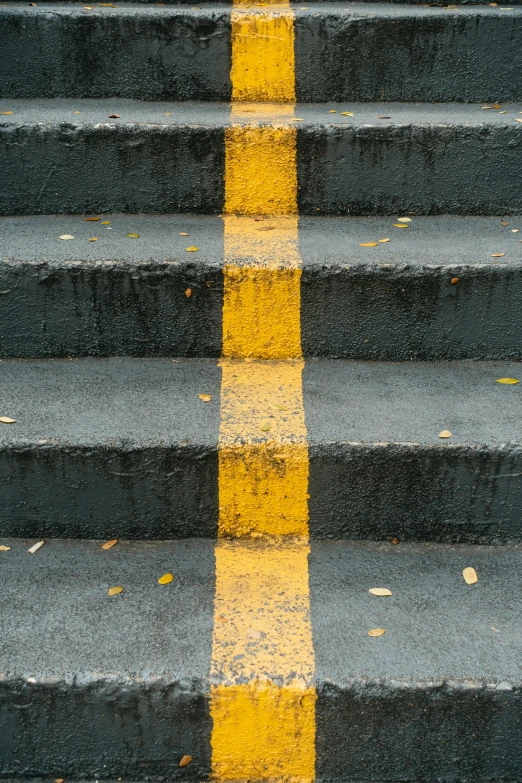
[2,262,522,360]
[2,121,521,216]
[2,8,522,103]
[1,444,520,542]
[2,681,520,781]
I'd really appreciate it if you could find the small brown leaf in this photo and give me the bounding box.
[369,587,392,596]
[451,277,459,284]
[179,756,192,768]
[496,377,520,384]
[158,572,174,585]
[108,113,120,118]
[491,253,505,257]
[127,233,140,239]
[493,104,502,109]
[199,394,212,402]
[501,221,509,226]
[260,421,272,432]
[85,217,100,222]
[185,288,192,298]
[0,416,15,424]
[185,246,199,252]
[390,537,399,545]
[102,539,118,550]
[368,628,386,637]
[359,242,378,247]
[179,232,189,236]
[0,545,11,552]
[462,567,478,585]
[108,586,123,596]
[55,779,65,782]
[438,430,452,439]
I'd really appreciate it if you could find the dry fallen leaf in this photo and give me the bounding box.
[341,112,354,116]
[397,217,412,223]
[74,110,82,114]
[179,756,192,768]
[329,110,337,113]
[108,586,123,596]
[0,111,13,115]
[55,779,65,782]
[59,234,74,240]
[28,541,45,554]
[368,628,386,637]
[260,421,272,432]
[379,238,390,243]
[85,217,100,222]
[0,416,15,424]
[0,545,11,552]
[89,237,98,242]
[102,539,118,550]
[199,394,212,402]
[127,233,140,239]
[101,221,110,225]
[491,253,505,257]
[185,288,192,298]
[390,537,399,545]
[463,567,478,585]
[179,232,189,236]
[186,246,199,252]
[164,112,172,116]
[496,377,520,384]
[439,430,452,438]
[451,277,459,284]
[369,587,392,596]
[359,242,379,247]
[393,223,409,228]
[158,573,174,585]
[501,221,509,226]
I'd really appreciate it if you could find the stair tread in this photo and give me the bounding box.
[1,536,520,683]
[0,357,520,448]
[3,213,522,267]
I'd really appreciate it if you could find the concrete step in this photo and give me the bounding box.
[2,214,522,360]
[1,357,521,542]
[2,100,522,216]
[2,4,521,103]
[1,536,521,781]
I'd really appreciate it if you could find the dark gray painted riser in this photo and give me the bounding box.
[2,7,522,103]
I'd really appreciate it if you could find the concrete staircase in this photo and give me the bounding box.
[1,1,522,782]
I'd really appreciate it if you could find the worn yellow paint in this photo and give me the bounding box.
[231,8,295,103]
[218,359,308,537]
[210,540,315,780]
[222,216,301,359]
[212,2,315,780]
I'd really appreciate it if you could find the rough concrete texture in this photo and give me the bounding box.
[0,358,521,542]
[0,538,521,780]
[1,214,522,359]
[2,101,522,215]
[2,4,521,103]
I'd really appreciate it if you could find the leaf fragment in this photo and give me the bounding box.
[359,242,378,247]
[341,112,354,116]
[185,288,192,298]
[462,567,478,585]
[390,537,399,545]
[88,237,98,242]
[179,756,192,768]
[438,430,452,438]
[451,277,459,284]
[368,628,386,637]
[102,539,118,550]
[0,416,15,424]
[158,572,174,585]
[329,110,337,113]
[179,232,189,236]
[108,586,123,596]
[59,234,74,240]
[164,113,172,116]
[496,377,520,384]
[85,217,100,222]
[185,246,199,252]
[28,541,45,554]
[491,253,505,257]
[55,779,65,782]
[379,238,390,243]
[127,233,140,238]
[369,587,392,596]
[0,111,13,115]
[393,223,409,228]
[260,421,272,432]
[501,221,509,226]
[0,545,11,551]
[199,394,212,402]
[101,221,110,225]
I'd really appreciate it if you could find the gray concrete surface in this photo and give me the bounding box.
[2,4,521,102]
[2,101,522,215]
[1,214,522,360]
[0,358,520,542]
[0,537,521,779]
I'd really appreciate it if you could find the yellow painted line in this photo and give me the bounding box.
[211,3,315,781]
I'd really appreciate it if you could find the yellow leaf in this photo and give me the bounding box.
[179,756,192,768]
[493,104,502,108]
[260,421,272,432]
[379,238,390,243]
[0,545,11,551]
[101,539,118,550]
[438,430,452,438]
[369,587,392,596]
[496,377,520,384]
[359,242,379,247]
[0,416,15,424]
[185,246,199,252]
[341,112,354,116]
[397,217,412,222]
[179,232,189,236]
[393,224,409,228]
[0,111,13,115]
[88,237,98,242]
[158,572,174,585]
[462,567,478,585]
[127,233,140,238]
[491,253,505,257]
[108,586,123,596]
[199,394,212,402]
[101,221,110,225]
[85,217,100,222]
[59,234,74,240]
[368,628,386,637]
[164,113,172,116]
[329,110,337,113]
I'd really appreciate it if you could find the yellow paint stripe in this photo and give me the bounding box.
[211,4,314,781]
